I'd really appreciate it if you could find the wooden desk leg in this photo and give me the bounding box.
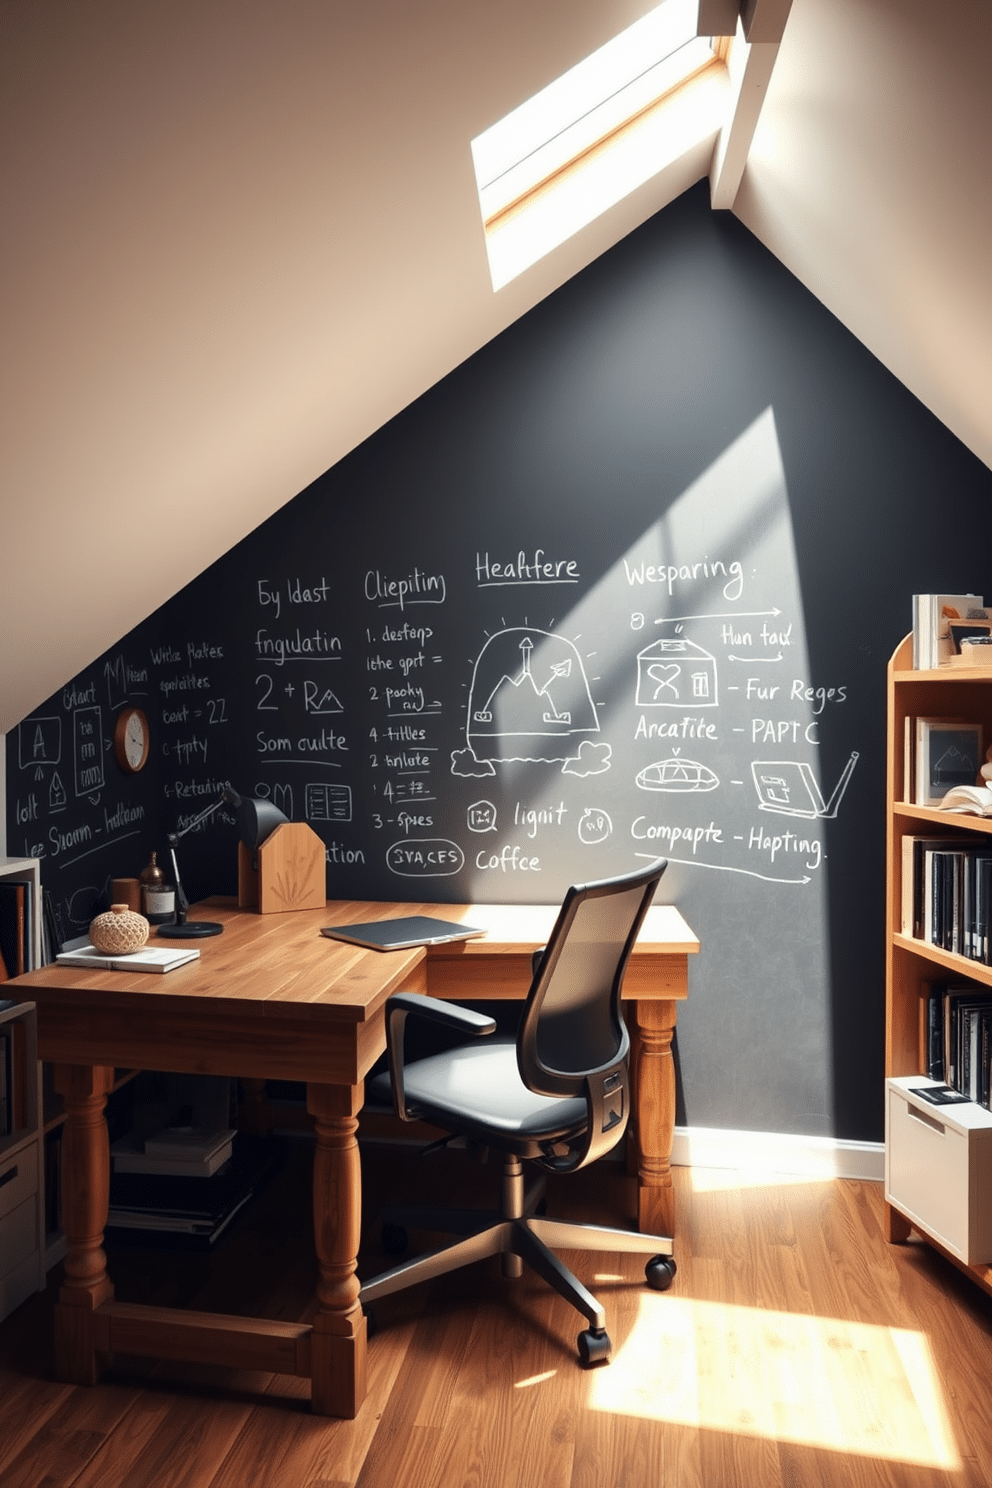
[307,1082,367,1418]
[52,1063,115,1385]
[632,1000,677,1237]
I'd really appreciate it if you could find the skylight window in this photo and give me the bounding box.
[472,0,728,290]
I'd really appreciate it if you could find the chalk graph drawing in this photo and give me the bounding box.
[751,751,859,819]
[454,628,610,776]
[636,752,720,792]
[635,638,718,708]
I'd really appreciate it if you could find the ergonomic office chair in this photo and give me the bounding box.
[360,857,676,1367]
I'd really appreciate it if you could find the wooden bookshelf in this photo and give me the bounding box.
[885,633,992,1296]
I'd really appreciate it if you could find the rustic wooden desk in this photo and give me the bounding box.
[13,896,697,1418]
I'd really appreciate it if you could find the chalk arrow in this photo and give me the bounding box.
[656,609,781,624]
[636,852,810,885]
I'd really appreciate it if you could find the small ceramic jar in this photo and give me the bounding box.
[89,903,150,954]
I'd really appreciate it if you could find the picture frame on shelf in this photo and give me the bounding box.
[915,718,984,807]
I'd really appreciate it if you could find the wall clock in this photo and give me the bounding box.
[114,707,150,773]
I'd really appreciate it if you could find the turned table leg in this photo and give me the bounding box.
[53,1063,115,1384]
[307,1081,367,1417]
[632,1000,677,1237]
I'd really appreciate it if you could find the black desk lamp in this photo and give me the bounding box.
[158,788,289,939]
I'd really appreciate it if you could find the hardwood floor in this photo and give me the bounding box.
[2,1138,992,1488]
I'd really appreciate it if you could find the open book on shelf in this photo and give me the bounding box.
[938,785,992,817]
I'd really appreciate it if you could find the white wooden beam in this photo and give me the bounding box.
[709,31,780,210]
[740,0,792,43]
[697,0,739,36]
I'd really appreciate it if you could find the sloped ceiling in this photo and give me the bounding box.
[1,0,990,740]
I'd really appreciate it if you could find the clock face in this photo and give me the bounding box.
[115,708,150,773]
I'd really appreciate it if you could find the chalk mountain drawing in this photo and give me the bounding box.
[460,628,603,770]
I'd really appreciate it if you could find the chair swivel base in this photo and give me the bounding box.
[361,1178,675,1367]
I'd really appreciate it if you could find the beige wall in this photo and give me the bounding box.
[2,0,989,740]
[736,0,992,471]
[0,0,685,734]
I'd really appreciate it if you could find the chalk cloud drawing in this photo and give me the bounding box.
[636,638,718,707]
[636,751,720,792]
[459,627,603,774]
[562,742,612,777]
[751,751,859,819]
[451,748,495,779]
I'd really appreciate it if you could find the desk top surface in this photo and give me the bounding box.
[12,898,697,1028]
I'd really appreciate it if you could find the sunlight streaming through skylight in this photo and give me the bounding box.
[471,0,728,288]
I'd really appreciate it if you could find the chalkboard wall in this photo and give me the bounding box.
[9,183,992,1143]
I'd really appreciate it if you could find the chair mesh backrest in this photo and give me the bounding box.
[517,859,667,1098]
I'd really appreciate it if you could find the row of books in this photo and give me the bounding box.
[925,984,992,1106]
[0,880,71,981]
[902,837,992,962]
[0,881,33,982]
[0,1017,28,1140]
[912,593,991,670]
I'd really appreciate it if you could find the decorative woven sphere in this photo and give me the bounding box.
[89,903,150,954]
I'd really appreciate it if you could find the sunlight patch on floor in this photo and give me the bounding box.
[688,1166,836,1193]
[514,1369,558,1389]
[588,1294,960,1470]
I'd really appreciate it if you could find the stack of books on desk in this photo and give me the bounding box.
[106,1133,281,1249]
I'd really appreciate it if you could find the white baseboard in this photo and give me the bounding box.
[671,1125,884,1182]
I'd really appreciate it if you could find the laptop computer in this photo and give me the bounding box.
[320,916,486,951]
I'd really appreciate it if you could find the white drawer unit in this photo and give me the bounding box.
[0,1140,38,1223]
[885,1075,992,1266]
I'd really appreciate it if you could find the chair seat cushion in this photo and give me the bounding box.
[369,1037,588,1142]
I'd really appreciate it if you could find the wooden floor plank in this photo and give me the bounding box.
[3,1154,992,1488]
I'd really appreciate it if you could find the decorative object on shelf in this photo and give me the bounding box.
[113,707,150,773]
[914,717,982,806]
[89,904,150,955]
[912,594,988,670]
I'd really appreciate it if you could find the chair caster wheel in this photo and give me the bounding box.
[645,1255,677,1291]
[577,1328,612,1368]
[382,1222,408,1256]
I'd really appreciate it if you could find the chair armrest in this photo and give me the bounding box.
[388,991,496,1036]
[386,992,495,1120]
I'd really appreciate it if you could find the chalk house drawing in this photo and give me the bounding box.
[636,637,718,707]
[636,751,720,792]
[751,751,859,819]
[456,628,606,773]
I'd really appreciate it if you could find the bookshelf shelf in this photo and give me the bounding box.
[886,632,992,1297]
